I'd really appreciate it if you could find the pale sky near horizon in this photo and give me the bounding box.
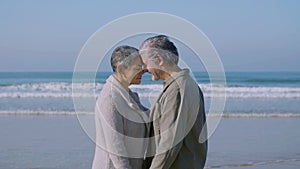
[0,0,299,72]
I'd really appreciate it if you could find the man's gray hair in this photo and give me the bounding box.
[139,35,179,65]
[110,45,139,72]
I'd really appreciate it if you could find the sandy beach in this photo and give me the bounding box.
[1,115,300,169]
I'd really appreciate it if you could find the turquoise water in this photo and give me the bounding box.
[1,71,300,86]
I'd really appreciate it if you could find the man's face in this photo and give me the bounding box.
[140,52,162,81]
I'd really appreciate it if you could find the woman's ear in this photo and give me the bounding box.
[116,64,127,79]
[157,55,164,66]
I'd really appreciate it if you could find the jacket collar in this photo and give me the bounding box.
[163,69,190,89]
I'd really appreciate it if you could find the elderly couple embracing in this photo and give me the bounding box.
[92,35,207,169]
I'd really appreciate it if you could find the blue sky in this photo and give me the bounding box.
[0,0,299,72]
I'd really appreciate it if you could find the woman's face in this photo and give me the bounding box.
[122,56,145,85]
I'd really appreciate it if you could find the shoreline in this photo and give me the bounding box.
[1,110,300,118]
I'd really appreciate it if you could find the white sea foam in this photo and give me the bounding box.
[0,110,93,116]
[0,83,102,98]
[201,84,300,98]
[208,113,300,118]
[1,83,300,98]
[0,110,299,118]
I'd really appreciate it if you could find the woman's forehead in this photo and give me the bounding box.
[132,57,142,65]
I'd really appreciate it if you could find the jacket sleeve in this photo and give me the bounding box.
[95,98,132,169]
[150,89,187,169]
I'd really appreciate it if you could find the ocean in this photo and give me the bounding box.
[1,72,300,116]
[0,72,300,169]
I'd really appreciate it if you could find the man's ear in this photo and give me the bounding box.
[157,55,164,66]
[116,64,123,73]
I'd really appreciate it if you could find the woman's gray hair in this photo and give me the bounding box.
[110,45,140,72]
[139,35,179,65]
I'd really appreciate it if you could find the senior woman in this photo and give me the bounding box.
[92,45,149,169]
